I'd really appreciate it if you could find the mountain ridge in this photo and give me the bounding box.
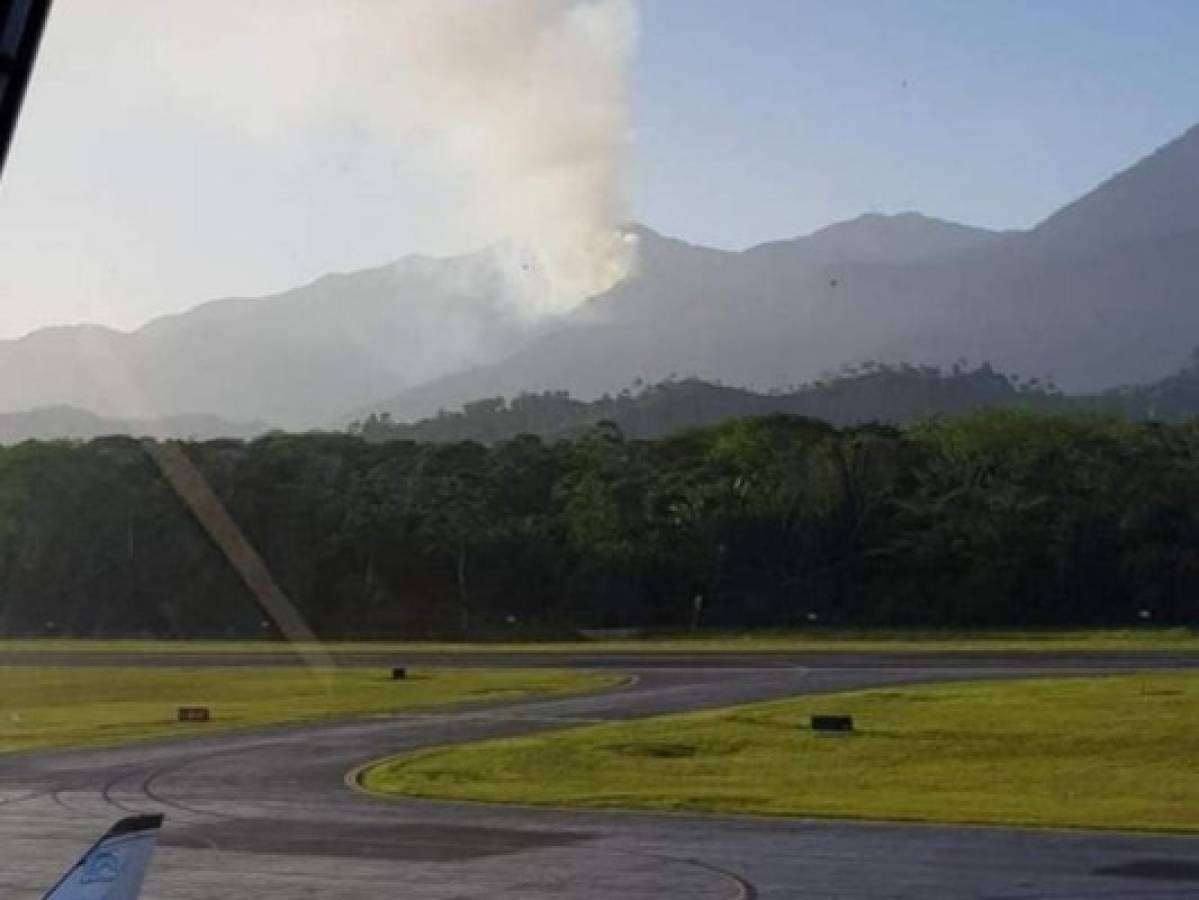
[1031,123,1199,253]
[4,122,1198,437]
[360,124,1199,423]
[0,245,554,428]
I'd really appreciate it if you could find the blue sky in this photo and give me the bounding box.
[0,1,1195,337]
[632,0,1199,246]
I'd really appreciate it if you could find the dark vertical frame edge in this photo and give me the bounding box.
[0,0,54,181]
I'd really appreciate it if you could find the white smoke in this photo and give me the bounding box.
[379,1,641,315]
[8,0,641,329]
[187,0,642,315]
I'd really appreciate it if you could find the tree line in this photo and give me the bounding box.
[1,408,1197,637]
[352,355,1199,446]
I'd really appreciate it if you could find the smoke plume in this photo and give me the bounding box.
[382,1,640,314]
[29,1,641,320]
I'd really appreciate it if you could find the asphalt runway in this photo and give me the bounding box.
[2,651,1198,898]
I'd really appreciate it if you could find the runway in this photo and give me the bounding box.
[1,651,1197,898]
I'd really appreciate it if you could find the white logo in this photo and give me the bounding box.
[80,850,121,885]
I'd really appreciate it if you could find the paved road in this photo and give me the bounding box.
[2,652,1198,898]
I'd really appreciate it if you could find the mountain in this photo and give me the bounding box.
[746,211,1002,266]
[0,247,551,429]
[0,406,267,444]
[352,350,1199,447]
[362,125,1199,423]
[1030,124,1199,254]
[352,364,1033,444]
[7,123,1199,433]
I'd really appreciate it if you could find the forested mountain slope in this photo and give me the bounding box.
[353,353,1199,445]
[366,126,1199,423]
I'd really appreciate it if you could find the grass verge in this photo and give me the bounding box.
[1,629,1197,655]
[0,667,620,755]
[361,672,1199,833]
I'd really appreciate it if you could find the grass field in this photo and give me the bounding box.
[1,628,1197,655]
[361,672,1199,833]
[0,667,621,755]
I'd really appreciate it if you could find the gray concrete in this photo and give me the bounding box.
[1,654,1197,898]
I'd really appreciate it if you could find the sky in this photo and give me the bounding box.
[0,0,1196,339]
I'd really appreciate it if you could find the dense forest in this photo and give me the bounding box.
[351,356,1199,445]
[2,408,1198,637]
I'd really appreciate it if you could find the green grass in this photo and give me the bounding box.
[0,667,620,755]
[361,672,1199,833]
[1,628,1197,655]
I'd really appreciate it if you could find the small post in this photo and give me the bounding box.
[391,667,407,680]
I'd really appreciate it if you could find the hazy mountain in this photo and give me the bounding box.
[1030,123,1199,255]
[0,247,550,429]
[746,211,1003,266]
[352,365,1032,444]
[353,351,1199,447]
[7,123,1199,433]
[0,406,267,444]
[363,125,1199,423]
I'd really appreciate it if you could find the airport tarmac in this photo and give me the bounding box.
[1,651,1197,898]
